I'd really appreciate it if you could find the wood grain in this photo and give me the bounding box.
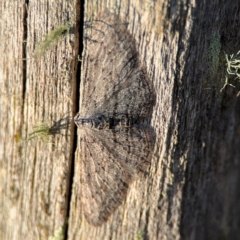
[0,1,76,239]
[1,0,240,240]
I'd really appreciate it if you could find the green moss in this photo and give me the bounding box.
[136,230,145,240]
[48,226,64,240]
[18,123,51,145]
[28,123,50,141]
[207,32,221,77]
[35,23,70,57]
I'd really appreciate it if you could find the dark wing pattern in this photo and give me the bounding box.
[80,11,154,119]
[79,126,154,226]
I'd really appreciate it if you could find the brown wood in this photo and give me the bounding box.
[1,0,240,239]
[0,1,76,239]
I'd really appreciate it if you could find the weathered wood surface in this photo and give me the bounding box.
[69,1,240,240]
[1,0,240,240]
[0,1,76,239]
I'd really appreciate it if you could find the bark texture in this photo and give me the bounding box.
[0,0,240,240]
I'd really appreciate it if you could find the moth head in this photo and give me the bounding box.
[74,114,109,129]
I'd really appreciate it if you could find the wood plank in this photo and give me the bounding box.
[68,0,240,239]
[0,1,76,239]
[0,1,26,239]
[68,1,183,239]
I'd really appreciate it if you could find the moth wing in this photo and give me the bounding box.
[79,126,154,226]
[80,11,154,119]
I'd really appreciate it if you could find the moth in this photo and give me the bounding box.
[74,9,155,226]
